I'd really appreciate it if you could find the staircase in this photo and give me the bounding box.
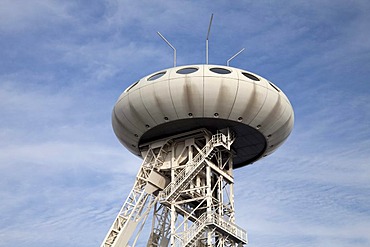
[159,133,234,203]
[181,213,248,247]
[159,131,248,247]
[182,213,208,247]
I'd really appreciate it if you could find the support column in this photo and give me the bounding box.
[206,165,213,246]
[170,204,176,246]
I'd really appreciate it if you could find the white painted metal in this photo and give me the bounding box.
[227,48,245,66]
[112,64,294,163]
[102,129,248,246]
[154,129,247,246]
[106,60,294,246]
[157,32,176,67]
[100,140,172,247]
[147,203,171,246]
[206,14,213,64]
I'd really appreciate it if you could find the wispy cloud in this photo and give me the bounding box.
[0,1,369,246]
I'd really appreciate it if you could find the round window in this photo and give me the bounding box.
[269,82,281,92]
[148,71,166,81]
[210,68,231,74]
[125,81,139,92]
[242,72,260,81]
[176,67,198,74]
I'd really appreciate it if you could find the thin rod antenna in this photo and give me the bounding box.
[157,32,176,67]
[206,13,214,64]
[227,48,245,66]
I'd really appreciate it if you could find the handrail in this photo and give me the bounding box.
[181,212,247,246]
[208,213,247,243]
[183,213,207,244]
[160,132,233,201]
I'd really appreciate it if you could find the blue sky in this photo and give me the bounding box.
[0,0,369,246]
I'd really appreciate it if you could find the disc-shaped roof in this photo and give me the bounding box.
[112,64,294,168]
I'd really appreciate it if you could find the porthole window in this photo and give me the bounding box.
[210,68,231,74]
[269,82,281,92]
[176,67,198,74]
[148,71,166,81]
[242,72,260,81]
[125,81,139,92]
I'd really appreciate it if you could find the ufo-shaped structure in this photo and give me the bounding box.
[112,64,294,168]
[101,14,295,246]
[103,57,294,247]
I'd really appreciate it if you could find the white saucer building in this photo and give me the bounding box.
[113,64,293,168]
[101,63,294,246]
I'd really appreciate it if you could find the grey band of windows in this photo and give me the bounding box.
[210,68,231,74]
[176,67,199,74]
[125,81,139,92]
[148,71,166,81]
[269,82,281,92]
[242,72,260,81]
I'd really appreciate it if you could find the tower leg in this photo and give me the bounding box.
[100,140,172,247]
[101,129,248,247]
[147,202,171,247]
[158,129,248,246]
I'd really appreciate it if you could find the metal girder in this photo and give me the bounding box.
[100,141,172,247]
[147,203,171,247]
[101,129,247,247]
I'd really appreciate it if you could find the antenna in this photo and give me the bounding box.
[157,32,176,67]
[206,13,214,64]
[101,18,295,247]
[227,48,245,66]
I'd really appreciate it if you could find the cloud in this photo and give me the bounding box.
[234,106,370,246]
[0,0,73,32]
[0,1,369,246]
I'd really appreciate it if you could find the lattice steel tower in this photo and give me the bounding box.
[100,19,294,247]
